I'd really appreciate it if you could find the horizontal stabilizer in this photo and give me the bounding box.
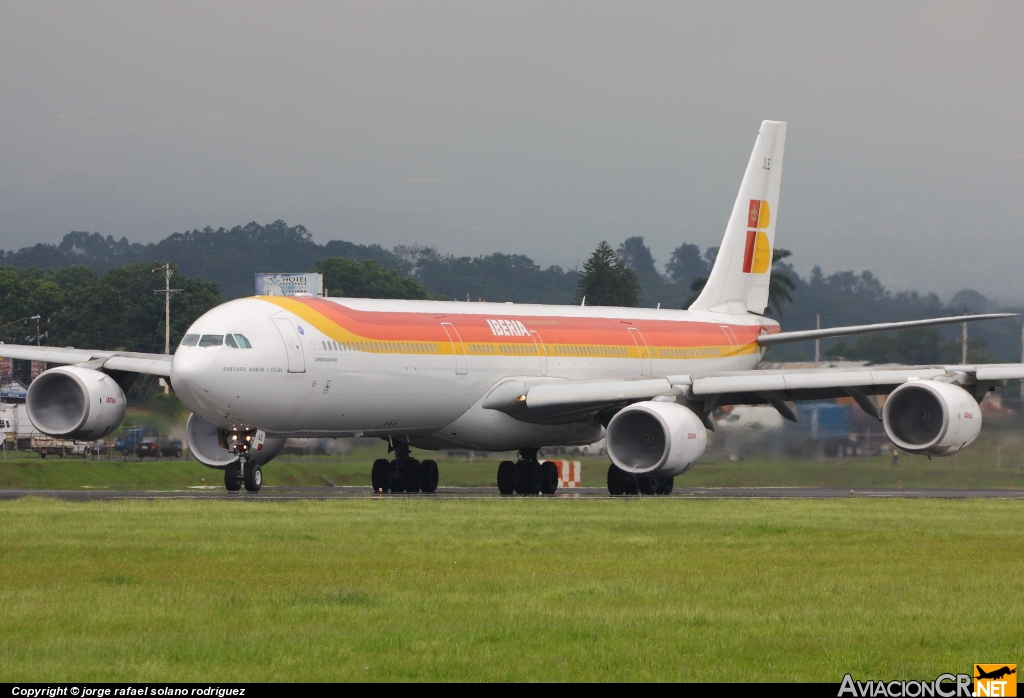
[757,313,1016,347]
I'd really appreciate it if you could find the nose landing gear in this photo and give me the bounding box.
[218,428,264,493]
[223,458,262,492]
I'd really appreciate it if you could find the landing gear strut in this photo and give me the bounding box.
[498,449,559,496]
[607,463,673,496]
[374,441,438,494]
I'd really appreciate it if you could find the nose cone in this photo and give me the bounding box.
[171,343,220,416]
[169,297,280,423]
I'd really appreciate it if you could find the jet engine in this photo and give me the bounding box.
[606,401,707,477]
[882,380,981,456]
[186,413,285,469]
[26,366,126,440]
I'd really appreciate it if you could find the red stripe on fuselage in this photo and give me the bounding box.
[265,296,773,350]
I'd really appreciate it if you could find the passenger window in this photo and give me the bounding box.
[225,334,239,348]
[234,334,252,348]
[198,335,224,347]
[181,334,200,347]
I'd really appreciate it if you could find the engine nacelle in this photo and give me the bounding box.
[26,366,126,440]
[186,413,285,469]
[606,401,707,477]
[882,380,982,456]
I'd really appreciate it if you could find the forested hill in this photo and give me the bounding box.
[3,221,1022,360]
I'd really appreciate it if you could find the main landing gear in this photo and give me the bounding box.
[371,441,439,494]
[224,459,262,492]
[606,463,673,496]
[497,449,559,496]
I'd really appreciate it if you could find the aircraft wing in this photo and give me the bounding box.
[484,363,1024,425]
[758,313,1016,346]
[0,343,172,377]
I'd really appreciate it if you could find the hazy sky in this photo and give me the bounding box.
[2,2,1022,300]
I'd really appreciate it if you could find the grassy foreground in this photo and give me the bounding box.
[0,497,1021,681]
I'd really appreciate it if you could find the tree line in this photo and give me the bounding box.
[3,220,1021,362]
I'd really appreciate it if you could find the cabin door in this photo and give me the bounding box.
[531,331,548,376]
[272,318,306,373]
[627,327,652,376]
[440,322,468,375]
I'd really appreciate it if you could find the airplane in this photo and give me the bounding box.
[2,120,1022,494]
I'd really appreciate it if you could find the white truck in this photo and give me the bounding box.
[0,402,104,457]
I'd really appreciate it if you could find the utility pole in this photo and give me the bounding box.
[153,263,183,394]
[961,321,968,364]
[814,314,821,363]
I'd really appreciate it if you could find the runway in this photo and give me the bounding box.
[1,486,1023,501]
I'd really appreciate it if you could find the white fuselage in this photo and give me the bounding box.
[171,296,778,451]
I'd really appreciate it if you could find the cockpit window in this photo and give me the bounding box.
[180,334,200,347]
[234,334,252,348]
[225,334,239,348]
[198,335,224,347]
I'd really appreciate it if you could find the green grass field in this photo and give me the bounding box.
[0,497,1021,681]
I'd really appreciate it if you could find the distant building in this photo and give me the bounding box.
[254,273,323,297]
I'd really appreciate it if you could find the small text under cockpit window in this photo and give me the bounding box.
[198,335,224,347]
[181,334,199,347]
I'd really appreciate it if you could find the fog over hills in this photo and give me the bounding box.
[1,4,1022,300]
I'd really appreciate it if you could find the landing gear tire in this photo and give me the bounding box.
[607,463,624,495]
[540,461,559,494]
[421,459,439,493]
[656,477,674,495]
[244,463,262,492]
[622,475,639,495]
[497,460,515,495]
[388,459,404,493]
[637,476,657,496]
[224,462,242,491]
[513,460,542,495]
[401,458,422,493]
[371,458,391,493]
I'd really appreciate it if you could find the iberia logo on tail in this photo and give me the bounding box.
[742,199,771,274]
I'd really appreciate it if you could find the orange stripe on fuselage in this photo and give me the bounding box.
[257,296,773,358]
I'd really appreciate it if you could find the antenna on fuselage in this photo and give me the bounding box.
[581,296,586,307]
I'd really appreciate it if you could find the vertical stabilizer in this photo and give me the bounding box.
[689,120,786,314]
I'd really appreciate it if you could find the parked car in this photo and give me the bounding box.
[135,436,183,459]
[115,427,158,456]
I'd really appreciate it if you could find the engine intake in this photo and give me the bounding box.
[882,380,981,456]
[26,366,126,440]
[606,401,707,477]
